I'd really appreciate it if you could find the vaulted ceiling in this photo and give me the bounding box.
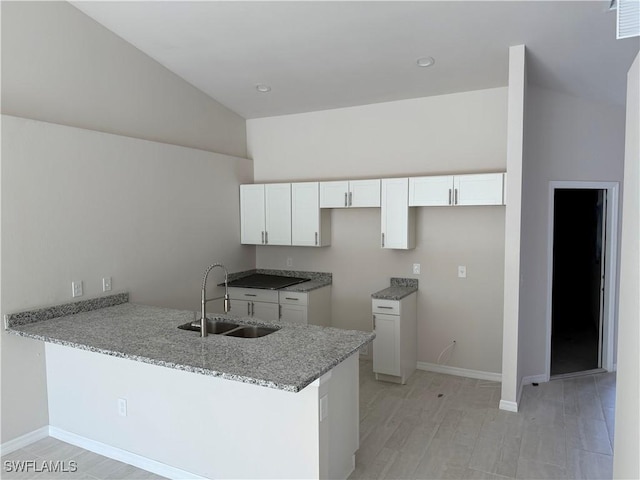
[72,1,639,118]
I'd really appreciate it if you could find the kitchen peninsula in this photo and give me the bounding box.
[5,294,373,479]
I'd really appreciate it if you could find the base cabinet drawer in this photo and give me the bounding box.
[229,287,279,303]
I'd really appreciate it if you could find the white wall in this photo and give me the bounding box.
[1,1,246,158]
[248,88,507,375]
[1,117,253,443]
[501,45,526,411]
[518,86,626,381]
[0,1,251,445]
[613,52,639,480]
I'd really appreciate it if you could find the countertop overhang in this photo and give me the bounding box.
[5,298,373,393]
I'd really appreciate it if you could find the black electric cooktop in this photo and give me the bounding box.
[226,274,310,290]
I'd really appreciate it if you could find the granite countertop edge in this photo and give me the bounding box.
[6,328,304,392]
[371,277,419,300]
[5,297,373,393]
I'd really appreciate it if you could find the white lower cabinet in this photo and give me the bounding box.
[279,286,332,327]
[229,285,332,326]
[229,287,280,322]
[372,293,417,384]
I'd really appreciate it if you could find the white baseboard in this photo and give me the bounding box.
[0,426,49,456]
[499,400,519,412]
[49,427,205,480]
[416,362,502,382]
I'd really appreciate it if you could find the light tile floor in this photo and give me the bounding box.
[351,360,615,480]
[2,360,615,480]
[1,437,165,479]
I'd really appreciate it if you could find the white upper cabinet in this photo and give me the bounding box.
[319,179,381,208]
[408,173,504,207]
[409,175,454,206]
[454,173,504,206]
[240,183,291,245]
[291,182,330,247]
[381,178,415,250]
[240,184,266,245]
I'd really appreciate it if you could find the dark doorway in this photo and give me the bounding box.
[551,189,606,376]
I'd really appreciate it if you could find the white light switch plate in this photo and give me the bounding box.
[458,266,467,278]
[102,277,112,292]
[413,263,421,274]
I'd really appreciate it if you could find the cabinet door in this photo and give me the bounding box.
[319,181,349,208]
[372,313,400,376]
[264,183,292,245]
[292,182,321,246]
[280,304,307,325]
[381,178,415,249]
[251,301,280,322]
[453,173,504,206]
[240,184,265,245]
[409,175,454,206]
[230,299,253,317]
[350,179,381,207]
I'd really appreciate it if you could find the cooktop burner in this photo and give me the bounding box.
[226,274,310,290]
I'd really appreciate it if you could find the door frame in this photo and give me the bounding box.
[545,181,619,379]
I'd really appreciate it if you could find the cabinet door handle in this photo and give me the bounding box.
[344,192,348,207]
[378,306,393,309]
[373,315,376,330]
[247,302,251,316]
[448,189,452,205]
[381,232,385,247]
[285,297,298,301]
[265,231,269,244]
[279,304,282,318]
[244,293,257,297]
[454,188,458,205]
[349,191,352,206]
[251,302,255,316]
[315,232,318,245]
[261,231,265,244]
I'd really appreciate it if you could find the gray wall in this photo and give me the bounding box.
[1,1,246,158]
[519,85,626,379]
[0,1,251,443]
[248,88,507,375]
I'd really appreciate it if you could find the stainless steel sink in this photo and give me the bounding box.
[178,319,240,334]
[223,326,279,338]
[178,319,279,338]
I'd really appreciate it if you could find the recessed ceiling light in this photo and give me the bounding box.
[256,84,271,93]
[416,57,436,68]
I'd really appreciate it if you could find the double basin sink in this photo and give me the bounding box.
[178,318,279,338]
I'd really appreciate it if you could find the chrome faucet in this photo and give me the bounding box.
[200,263,231,337]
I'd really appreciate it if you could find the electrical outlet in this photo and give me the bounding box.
[458,265,467,278]
[413,263,421,275]
[118,398,127,417]
[102,277,112,292]
[286,257,293,267]
[72,281,83,298]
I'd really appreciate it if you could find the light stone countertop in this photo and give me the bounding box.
[371,278,419,300]
[6,301,373,393]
